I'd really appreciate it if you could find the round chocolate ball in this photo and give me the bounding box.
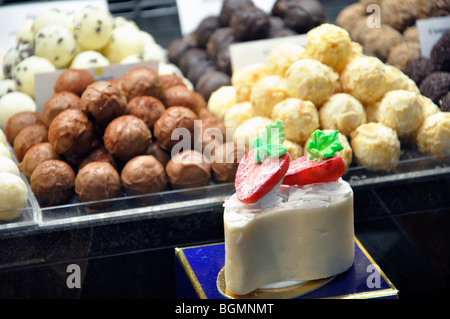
[430,31,450,72]
[166,150,211,189]
[419,72,450,105]
[206,27,235,59]
[159,73,187,93]
[30,159,76,207]
[219,0,255,26]
[167,34,198,65]
[121,66,162,101]
[78,145,118,171]
[42,91,81,128]
[54,69,95,96]
[282,0,326,34]
[194,16,221,48]
[125,96,165,130]
[186,59,217,86]
[18,142,59,180]
[103,115,152,162]
[145,141,171,167]
[404,57,435,86]
[5,111,44,145]
[195,70,231,101]
[210,141,245,183]
[178,48,208,75]
[441,91,450,112]
[13,124,48,162]
[162,86,206,115]
[230,6,271,41]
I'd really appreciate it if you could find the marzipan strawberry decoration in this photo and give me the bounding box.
[235,120,290,204]
[283,130,345,186]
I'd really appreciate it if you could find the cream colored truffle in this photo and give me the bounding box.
[304,24,353,73]
[285,59,338,107]
[0,155,20,176]
[0,143,12,159]
[231,63,270,102]
[319,93,367,137]
[0,129,7,145]
[340,55,388,105]
[268,42,305,76]
[233,116,273,149]
[102,26,144,63]
[350,122,401,170]
[416,112,450,158]
[250,75,289,117]
[376,90,424,141]
[384,65,419,94]
[207,86,237,121]
[283,139,303,161]
[0,92,37,130]
[271,98,319,144]
[0,172,28,221]
[223,101,255,129]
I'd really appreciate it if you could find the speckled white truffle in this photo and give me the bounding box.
[224,101,255,129]
[207,86,237,121]
[13,56,56,98]
[0,92,37,130]
[73,6,114,50]
[416,112,450,158]
[250,75,288,117]
[233,116,273,149]
[0,172,28,221]
[350,122,401,170]
[0,79,17,97]
[70,50,110,69]
[32,8,71,35]
[16,19,35,45]
[102,26,144,63]
[285,59,338,107]
[34,25,76,68]
[319,93,367,137]
[0,155,20,176]
[231,63,270,102]
[268,42,305,76]
[271,98,319,144]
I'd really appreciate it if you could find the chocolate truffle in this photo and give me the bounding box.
[380,0,417,32]
[78,145,118,171]
[178,48,208,75]
[48,109,96,159]
[80,80,127,129]
[335,2,365,32]
[54,69,95,96]
[210,141,245,183]
[282,0,326,34]
[18,142,59,180]
[30,159,76,207]
[75,162,121,207]
[125,96,165,130]
[419,72,450,105]
[219,0,255,27]
[404,57,436,86]
[186,59,217,86]
[167,34,198,65]
[430,32,450,72]
[13,124,48,162]
[145,141,171,167]
[42,91,81,128]
[196,71,231,101]
[215,46,232,75]
[162,86,206,115]
[166,150,211,189]
[120,66,162,101]
[153,106,198,152]
[5,111,44,145]
[159,73,187,92]
[229,6,271,41]
[103,115,152,162]
[198,115,227,153]
[362,25,403,62]
[194,16,221,48]
[441,91,450,112]
[387,41,421,72]
[416,0,450,19]
[206,27,235,59]
[121,155,167,196]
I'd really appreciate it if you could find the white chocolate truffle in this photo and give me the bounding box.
[304,24,352,73]
[0,172,28,221]
[113,16,139,30]
[233,116,273,149]
[13,56,56,98]
[0,92,37,130]
[0,129,7,145]
[340,55,388,105]
[140,31,156,45]
[207,86,237,121]
[16,19,35,45]
[285,59,338,107]
[283,139,303,161]
[319,93,367,137]
[32,8,70,35]
[350,122,401,170]
[231,63,270,102]
[268,42,305,76]
[102,26,144,63]
[34,25,76,68]
[250,75,288,117]
[0,143,12,159]
[0,79,17,97]
[385,65,419,94]
[377,90,424,141]
[2,43,34,79]
[143,42,168,63]
[73,6,114,50]
[223,101,255,129]
[120,54,143,64]
[70,50,110,69]
[416,112,450,158]
[0,155,20,176]
[271,98,319,144]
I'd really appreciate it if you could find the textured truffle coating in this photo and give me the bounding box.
[121,66,162,101]
[250,76,289,117]
[54,69,95,96]
[230,6,271,41]
[166,150,211,189]
[42,91,81,128]
[220,0,255,26]
[430,32,450,72]
[416,112,450,158]
[121,155,167,195]
[125,96,165,129]
[404,57,435,86]
[282,0,326,34]
[5,111,43,145]
[210,142,245,183]
[18,142,59,180]
[194,16,221,48]
[419,72,450,105]
[13,124,48,162]
[387,42,421,72]
[196,71,231,101]
[162,86,206,115]
[78,146,118,171]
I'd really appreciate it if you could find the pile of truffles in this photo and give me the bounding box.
[206,23,450,173]
[0,6,184,101]
[336,0,450,72]
[167,0,326,101]
[1,66,243,210]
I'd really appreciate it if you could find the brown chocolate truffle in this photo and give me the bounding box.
[419,72,450,106]
[194,16,221,48]
[186,59,217,86]
[216,46,232,75]
[230,6,271,41]
[404,57,436,86]
[80,80,127,129]
[430,32,450,72]
[78,145,118,171]
[167,33,198,65]
[103,115,152,162]
[13,124,48,162]
[178,48,208,75]
[42,91,81,128]
[145,141,171,167]
[125,96,165,130]
[5,111,44,145]
[380,0,417,32]
[54,69,95,96]
[441,91,450,112]
[210,141,245,183]
[48,109,96,159]
[159,73,187,93]
[18,142,59,180]
[75,162,121,207]
[195,70,231,101]
[30,159,76,207]
[121,155,167,196]
[121,66,162,101]
[162,86,206,115]
[219,0,255,27]
[387,41,421,72]
[282,0,326,34]
[153,106,198,152]
[166,150,211,189]
[197,116,227,152]
[362,25,403,62]
[206,27,235,59]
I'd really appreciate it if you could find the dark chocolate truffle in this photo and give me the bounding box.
[165,150,211,189]
[206,27,235,59]
[178,48,208,75]
[30,159,76,207]
[5,111,44,145]
[194,16,221,48]
[195,71,231,101]
[210,141,245,183]
[121,66,163,101]
[282,0,326,34]
[419,72,450,105]
[54,69,95,96]
[215,46,232,75]
[121,155,167,196]
[430,32,450,72]
[125,96,165,130]
[440,91,450,112]
[219,0,255,27]
[186,59,217,86]
[229,6,271,41]
[42,91,81,128]
[404,57,436,86]
[103,115,152,162]
[153,106,198,152]
[13,124,48,162]
[167,34,198,65]
[145,141,171,167]
[18,142,59,180]
[162,86,206,115]
[75,162,121,207]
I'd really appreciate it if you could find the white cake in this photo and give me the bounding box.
[223,178,354,296]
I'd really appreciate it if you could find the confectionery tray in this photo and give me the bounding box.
[1,142,449,236]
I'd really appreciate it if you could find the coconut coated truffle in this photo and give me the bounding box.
[416,112,450,158]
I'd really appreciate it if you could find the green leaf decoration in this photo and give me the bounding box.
[306,130,344,160]
[251,120,289,164]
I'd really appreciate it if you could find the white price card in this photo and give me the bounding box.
[417,16,450,58]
